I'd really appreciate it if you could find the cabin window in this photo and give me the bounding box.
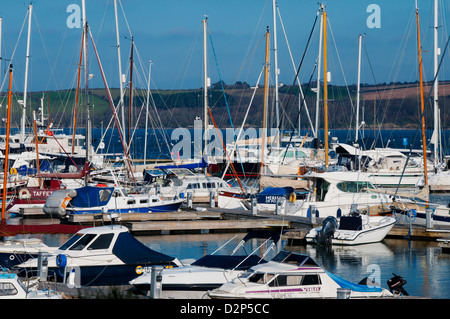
[87,233,114,250]
[302,275,320,285]
[152,198,159,203]
[140,199,148,204]
[336,181,373,193]
[0,283,18,296]
[99,189,111,201]
[127,200,136,205]
[248,273,274,284]
[69,234,96,251]
[315,179,330,201]
[59,233,83,250]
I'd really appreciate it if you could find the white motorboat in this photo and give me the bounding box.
[284,171,394,218]
[0,237,58,268]
[129,230,280,298]
[15,225,181,287]
[208,250,396,299]
[147,165,230,204]
[305,213,397,245]
[0,270,63,299]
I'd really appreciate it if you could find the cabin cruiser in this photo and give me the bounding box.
[208,251,395,299]
[284,171,394,218]
[15,225,181,287]
[43,185,185,218]
[129,230,280,298]
[305,212,397,245]
[335,143,432,189]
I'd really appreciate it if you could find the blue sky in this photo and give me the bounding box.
[0,0,448,93]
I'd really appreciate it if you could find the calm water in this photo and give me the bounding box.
[31,230,450,299]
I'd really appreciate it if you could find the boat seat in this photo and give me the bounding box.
[339,216,362,231]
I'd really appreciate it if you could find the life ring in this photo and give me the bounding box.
[18,188,31,199]
[289,192,297,203]
[10,167,17,175]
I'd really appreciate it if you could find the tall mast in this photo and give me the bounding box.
[21,3,33,143]
[144,60,153,166]
[2,65,13,221]
[355,34,362,143]
[323,8,329,169]
[114,0,126,142]
[314,5,324,140]
[82,0,91,185]
[260,26,270,184]
[272,0,279,135]
[433,0,440,166]
[0,18,2,71]
[416,6,428,185]
[128,36,134,156]
[203,17,208,172]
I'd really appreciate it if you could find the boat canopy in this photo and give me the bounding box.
[70,186,115,208]
[326,270,382,292]
[192,255,268,270]
[112,231,177,265]
[271,251,320,267]
[242,230,281,245]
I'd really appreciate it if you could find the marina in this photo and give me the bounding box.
[0,0,449,303]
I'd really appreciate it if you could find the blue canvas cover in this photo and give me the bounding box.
[256,187,294,204]
[70,186,115,208]
[112,232,176,265]
[155,157,207,170]
[326,270,382,292]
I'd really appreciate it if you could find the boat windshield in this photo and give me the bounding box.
[58,233,83,250]
[58,233,96,251]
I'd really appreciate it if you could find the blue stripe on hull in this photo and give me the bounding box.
[0,253,38,269]
[69,202,183,215]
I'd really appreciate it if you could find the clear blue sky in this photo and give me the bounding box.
[0,0,448,93]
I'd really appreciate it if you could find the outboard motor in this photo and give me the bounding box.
[316,216,338,246]
[387,273,408,296]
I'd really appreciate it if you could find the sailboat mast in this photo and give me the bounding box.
[21,3,33,143]
[323,9,329,169]
[82,0,91,185]
[72,30,84,155]
[433,0,440,166]
[260,26,270,181]
[114,0,126,142]
[1,65,13,221]
[355,34,362,143]
[314,7,323,140]
[416,6,428,185]
[203,17,208,170]
[128,36,134,156]
[272,0,279,133]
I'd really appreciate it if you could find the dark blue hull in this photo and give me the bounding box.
[0,252,38,269]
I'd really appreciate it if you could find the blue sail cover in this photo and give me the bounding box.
[155,157,208,170]
[257,187,294,204]
[112,232,176,264]
[325,270,382,292]
[70,186,115,208]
